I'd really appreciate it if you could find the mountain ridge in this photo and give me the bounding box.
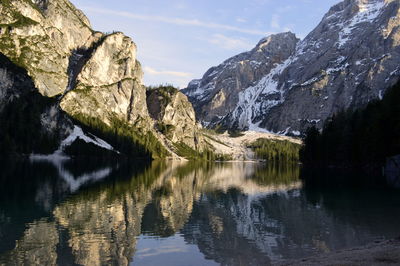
[183,0,400,135]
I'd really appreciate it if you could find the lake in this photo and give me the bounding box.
[0,158,399,265]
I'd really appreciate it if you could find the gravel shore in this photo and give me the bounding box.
[279,239,400,266]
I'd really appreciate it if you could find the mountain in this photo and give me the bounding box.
[183,0,400,135]
[0,0,204,158]
[183,32,299,127]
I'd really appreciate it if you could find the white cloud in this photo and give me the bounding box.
[143,67,193,88]
[144,66,192,78]
[208,34,253,51]
[82,6,268,36]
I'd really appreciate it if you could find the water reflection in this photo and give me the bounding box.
[0,160,399,265]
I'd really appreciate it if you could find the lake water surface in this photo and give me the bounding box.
[0,159,399,265]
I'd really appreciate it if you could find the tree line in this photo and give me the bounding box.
[300,80,400,169]
[248,138,301,162]
[70,114,168,160]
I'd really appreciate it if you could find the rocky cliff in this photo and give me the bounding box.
[184,0,400,134]
[0,0,94,97]
[182,32,299,127]
[60,32,150,130]
[146,86,204,150]
[0,0,204,158]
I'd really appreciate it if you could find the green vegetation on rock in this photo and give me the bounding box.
[70,113,168,159]
[173,142,230,161]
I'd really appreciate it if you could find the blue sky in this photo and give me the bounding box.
[71,0,341,88]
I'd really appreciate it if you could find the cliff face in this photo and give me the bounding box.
[147,87,204,150]
[184,0,400,134]
[182,32,299,127]
[0,0,203,158]
[0,0,94,97]
[60,32,150,129]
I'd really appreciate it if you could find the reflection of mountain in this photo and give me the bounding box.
[1,219,59,266]
[182,185,400,265]
[1,161,400,265]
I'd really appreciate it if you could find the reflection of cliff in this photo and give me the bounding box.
[0,160,152,265]
[6,160,399,265]
[1,161,302,265]
[1,219,58,266]
[54,192,145,265]
[203,162,301,195]
[180,163,302,265]
[182,181,400,265]
[51,161,167,266]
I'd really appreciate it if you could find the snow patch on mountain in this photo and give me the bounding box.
[30,125,118,162]
[338,1,386,47]
[231,48,300,130]
[60,125,115,151]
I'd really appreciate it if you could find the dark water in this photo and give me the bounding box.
[0,158,400,266]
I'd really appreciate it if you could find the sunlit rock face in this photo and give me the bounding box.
[60,33,151,129]
[184,0,400,134]
[147,87,204,149]
[0,0,206,157]
[0,0,94,97]
[0,0,154,153]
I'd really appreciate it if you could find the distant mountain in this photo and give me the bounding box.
[183,0,400,135]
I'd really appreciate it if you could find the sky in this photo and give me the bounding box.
[70,0,341,89]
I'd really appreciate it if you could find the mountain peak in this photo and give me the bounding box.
[255,32,298,52]
[183,0,400,134]
[325,0,388,19]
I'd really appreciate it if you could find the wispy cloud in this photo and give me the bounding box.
[236,18,247,23]
[208,34,253,51]
[81,6,268,36]
[144,66,192,78]
[270,14,281,30]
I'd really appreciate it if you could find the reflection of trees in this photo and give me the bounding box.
[0,159,154,265]
[182,178,400,264]
[3,160,399,265]
[303,185,400,239]
[252,162,300,187]
[1,161,302,265]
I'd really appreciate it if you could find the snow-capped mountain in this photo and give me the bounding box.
[183,0,400,135]
[182,32,298,127]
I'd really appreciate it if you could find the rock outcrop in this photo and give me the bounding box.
[0,0,94,97]
[147,86,203,149]
[0,0,204,158]
[0,53,36,111]
[60,32,150,129]
[184,0,400,134]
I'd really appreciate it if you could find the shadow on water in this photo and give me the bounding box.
[0,160,399,265]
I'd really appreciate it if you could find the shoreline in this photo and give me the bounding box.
[278,238,400,266]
